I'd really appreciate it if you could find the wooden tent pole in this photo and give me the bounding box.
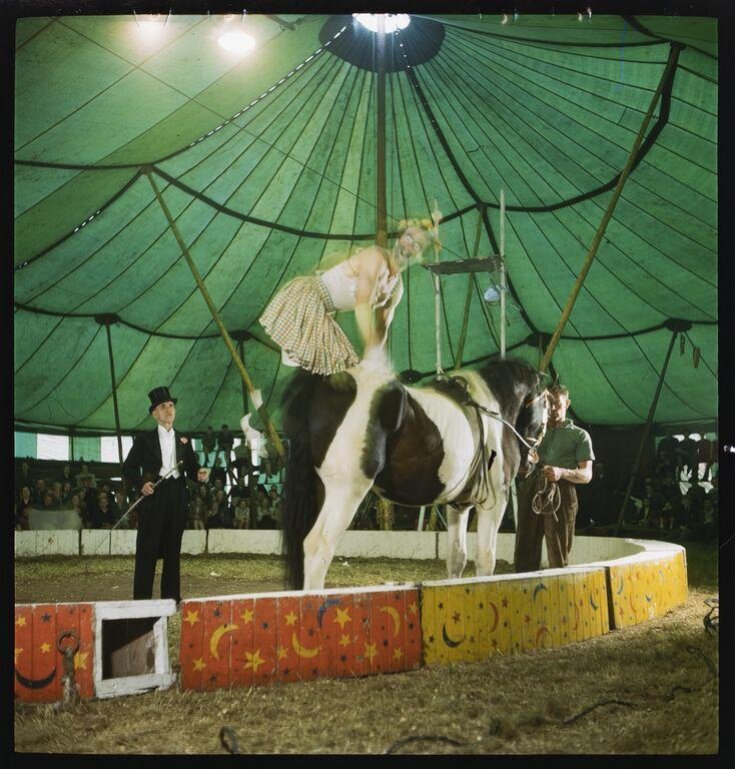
[539,45,680,373]
[145,170,285,461]
[98,315,126,490]
[613,322,686,536]
[499,189,506,361]
[453,206,485,370]
[375,14,387,248]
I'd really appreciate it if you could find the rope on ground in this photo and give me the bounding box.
[219,726,240,754]
[562,699,637,725]
[703,598,719,636]
[686,645,718,678]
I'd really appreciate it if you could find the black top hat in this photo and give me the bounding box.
[148,386,177,413]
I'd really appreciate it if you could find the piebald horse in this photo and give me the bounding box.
[281,358,548,590]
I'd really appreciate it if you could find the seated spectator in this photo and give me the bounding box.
[31,477,48,505]
[209,458,227,488]
[212,488,231,527]
[267,487,283,526]
[61,480,74,505]
[232,498,251,529]
[230,440,252,481]
[206,501,224,529]
[679,434,700,481]
[41,490,61,511]
[201,426,217,467]
[68,493,83,518]
[15,485,33,530]
[89,491,115,529]
[75,463,96,489]
[50,481,64,507]
[15,459,33,492]
[187,495,206,530]
[229,476,248,507]
[59,463,75,486]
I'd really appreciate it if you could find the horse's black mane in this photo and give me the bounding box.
[475,358,546,418]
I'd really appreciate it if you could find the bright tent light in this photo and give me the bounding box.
[218,30,256,55]
[352,14,411,33]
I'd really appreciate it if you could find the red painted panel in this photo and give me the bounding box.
[315,594,340,678]
[179,600,206,691]
[14,606,37,702]
[404,590,422,670]
[202,600,232,692]
[55,603,93,702]
[75,604,95,700]
[230,598,255,689]
[275,595,300,685]
[368,593,392,675]
[297,596,322,681]
[30,604,59,703]
[251,597,277,686]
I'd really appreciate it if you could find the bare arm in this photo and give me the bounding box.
[543,460,593,484]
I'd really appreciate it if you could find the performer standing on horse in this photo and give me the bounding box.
[514,384,594,572]
[259,221,435,376]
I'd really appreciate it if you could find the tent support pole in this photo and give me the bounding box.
[453,205,485,370]
[539,44,680,373]
[100,317,126,487]
[145,169,285,461]
[376,14,387,248]
[613,322,687,536]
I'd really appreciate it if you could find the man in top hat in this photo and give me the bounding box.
[123,386,210,604]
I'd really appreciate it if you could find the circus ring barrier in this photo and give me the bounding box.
[14,533,687,701]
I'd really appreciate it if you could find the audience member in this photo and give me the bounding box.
[15,485,33,530]
[232,498,251,529]
[31,477,47,505]
[679,433,700,481]
[217,425,234,467]
[201,426,217,467]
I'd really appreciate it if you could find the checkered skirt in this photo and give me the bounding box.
[259,276,359,376]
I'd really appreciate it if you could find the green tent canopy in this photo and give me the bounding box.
[13,13,718,434]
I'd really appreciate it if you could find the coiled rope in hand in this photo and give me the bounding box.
[531,473,561,522]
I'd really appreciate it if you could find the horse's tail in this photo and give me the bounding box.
[281,370,321,590]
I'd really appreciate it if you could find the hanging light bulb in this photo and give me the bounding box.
[218,29,256,54]
[484,284,503,303]
[352,14,411,33]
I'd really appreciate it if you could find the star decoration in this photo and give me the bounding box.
[524,615,531,624]
[284,611,297,626]
[184,610,200,627]
[193,658,206,671]
[334,607,351,629]
[74,652,89,670]
[382,639,389,647]
[339,634,351,647]
[277,646,288,661]
[364,642,378,663]
[15,615,27,627]
[393,648,403,661]
[213,607,221,618]
[452,611,461,624]
[501,598,508,608]
[244,649,265,673]
[41,613,51,623]
[40,643,51,654]
[241,608,254,624]
[408,602,418,615]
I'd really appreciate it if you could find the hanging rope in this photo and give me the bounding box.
[431,200,443,376]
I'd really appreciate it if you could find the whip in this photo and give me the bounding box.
[110,460,185,532]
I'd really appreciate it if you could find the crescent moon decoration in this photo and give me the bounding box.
[488,602,499,633]
[645,594,653,603]
[629,595,638,615]
[441,623,465,649]
[532,583,548,602]
[535,626,551,649]
[15,667,57,690]
[589,594,599,611]
[379,606,401,637]
[209,623,239,660]
[617,576,624,595]
[291,632,319,659]
[317,598,341,629]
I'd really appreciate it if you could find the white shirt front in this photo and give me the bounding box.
[157,424,180,479]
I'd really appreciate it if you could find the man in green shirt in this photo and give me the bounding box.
[514,384,595,572]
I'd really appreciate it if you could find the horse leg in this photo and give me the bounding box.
[474,489,508,577]
[446,504,473,579]
[302,473,373,591]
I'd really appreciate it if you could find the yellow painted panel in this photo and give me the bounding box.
[520,579,535,653]
[508,580,525,655]
[573,571,591,641]
[443,584,468,664]
[547,576,563,649]
[531,576,553,651]
[557,573,573,644]
[488,581,513,655]
[596,569,610,635]
[419,585,442,666]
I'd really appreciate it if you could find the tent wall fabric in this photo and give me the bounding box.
[13,13,718,433]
